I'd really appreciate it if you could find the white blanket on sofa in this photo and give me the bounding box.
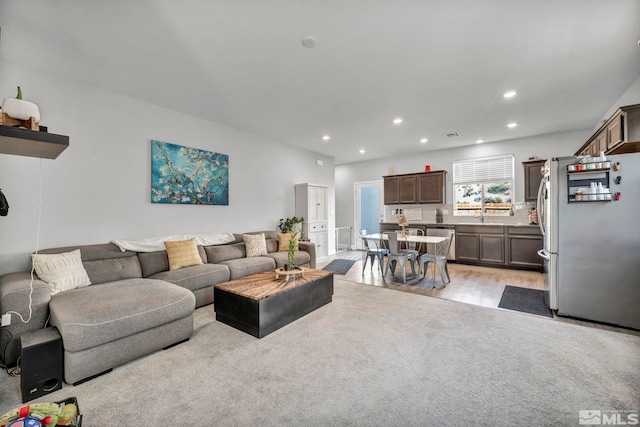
[111,233,237,252]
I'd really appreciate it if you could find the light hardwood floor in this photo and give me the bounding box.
[318,251,640,336]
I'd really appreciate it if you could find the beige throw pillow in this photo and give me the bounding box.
[243,233,268,257]
[32,249,92,295]
[164,238,203,270]
[278,233,299,252]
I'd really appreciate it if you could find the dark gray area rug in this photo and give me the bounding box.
[322,259,356,275]
[498,285,553,317]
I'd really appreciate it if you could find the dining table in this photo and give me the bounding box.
[363,233,446,246]
[361,232,447,284]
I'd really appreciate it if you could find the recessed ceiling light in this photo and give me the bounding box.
[476,139,485,144]
[322,135,330,141]
[393,118,403,125]
[506,122,518,128]
[420,138,428,144]
[359,149,366,154]
[503,90,517,98]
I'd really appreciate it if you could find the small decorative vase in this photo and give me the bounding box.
[2,97,40,122]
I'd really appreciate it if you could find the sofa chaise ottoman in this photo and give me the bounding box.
[35,244,196,385]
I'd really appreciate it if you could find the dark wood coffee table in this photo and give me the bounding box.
[214,269,334,338]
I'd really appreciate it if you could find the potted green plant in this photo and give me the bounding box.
[278,216,304,234]
[285,231,299,271]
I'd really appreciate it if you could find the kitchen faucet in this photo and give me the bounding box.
[474,212,484,223]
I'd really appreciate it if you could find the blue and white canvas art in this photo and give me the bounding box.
[151,140,229,205]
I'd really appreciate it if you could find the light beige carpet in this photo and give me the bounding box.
[1,279,638,426]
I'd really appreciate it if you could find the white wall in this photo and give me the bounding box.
[0,61,335,275]
[335,129,590,241]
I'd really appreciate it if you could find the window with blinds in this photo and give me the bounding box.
[453,155,514,216]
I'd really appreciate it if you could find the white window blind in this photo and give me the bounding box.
[453,154,514,184]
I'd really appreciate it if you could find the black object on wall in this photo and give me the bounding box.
[0,188,8,216]
[20,328,63,402]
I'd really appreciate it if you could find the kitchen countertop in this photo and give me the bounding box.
[380,222,539,227]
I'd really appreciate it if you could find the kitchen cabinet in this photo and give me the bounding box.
[296,183,328,223]
[380,222,541,270]
[595,131,608,155]
[295,183,329,259]
[383,176,401,204]
[308,223,328,259]
[456,225,505,265]
[457,224,542,270]
[456,232,480,262]
[399,175,417,203]
[606,113,623,150]
[0,125,69,159]
[506,226,543,270]
[383,171,446,205]
[417,171,446,204]
[522,159,546,202]
[575,104,640,156]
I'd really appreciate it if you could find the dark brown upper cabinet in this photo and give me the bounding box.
[383,170,446,205]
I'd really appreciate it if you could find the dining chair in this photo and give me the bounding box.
[382,231,418,284]
[403,228,425,255]
[419,230,455,287]
[361,234,389,274]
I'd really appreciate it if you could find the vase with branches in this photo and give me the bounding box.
[285,231,299,270]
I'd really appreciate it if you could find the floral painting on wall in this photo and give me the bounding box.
[151,140,229,205]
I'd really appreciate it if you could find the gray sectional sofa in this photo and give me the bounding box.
[0,231,315,385]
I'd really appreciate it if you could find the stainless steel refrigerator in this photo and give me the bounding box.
[537,153,640,329]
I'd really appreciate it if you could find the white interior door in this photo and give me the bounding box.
[355,180,384,249]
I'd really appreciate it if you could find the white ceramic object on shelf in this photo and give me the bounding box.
[1,97,41,122]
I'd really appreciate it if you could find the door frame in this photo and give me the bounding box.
[354,180,384,250]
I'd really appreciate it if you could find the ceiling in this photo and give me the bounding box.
[1,1,639,165]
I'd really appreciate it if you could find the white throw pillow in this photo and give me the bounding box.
[32,249,92,295]
[243,233,268,257]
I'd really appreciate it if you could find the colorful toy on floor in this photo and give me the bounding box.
[0,401,77,427]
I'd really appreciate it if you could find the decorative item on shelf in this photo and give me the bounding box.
[509,206,515,216]
[278,216,304,234]
[528,207,538,225]
[0,188,9,217]
[397,214,410,233]
[435,209,443,224]
[1,87,41,131]
[425,165,431,172]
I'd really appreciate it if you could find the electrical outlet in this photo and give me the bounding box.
[442,209,448,215]
[1,313,10,327]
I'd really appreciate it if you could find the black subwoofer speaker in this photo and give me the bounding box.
[20,327,63,402]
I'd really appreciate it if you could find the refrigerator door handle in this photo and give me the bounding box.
[537,249,550,260]
[536,175,547,236]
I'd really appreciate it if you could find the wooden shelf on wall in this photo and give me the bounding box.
[0,125,69,159]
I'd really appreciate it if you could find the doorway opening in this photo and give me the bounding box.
[354,180,384,249]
